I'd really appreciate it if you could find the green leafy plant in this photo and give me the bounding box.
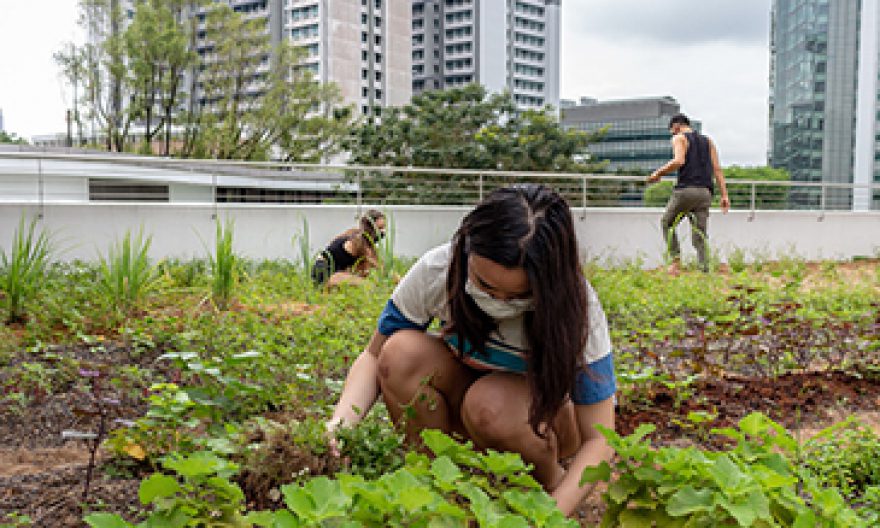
[802,418,880,523]
[97,229,162,315]
[84,452,261,528]
[333,416,405,480]
[0,215,53,324]
[106,382,201,466]
[207,218,237,310]
[158,350,265,426]
[582,412,866,527]
[275,429,576,527]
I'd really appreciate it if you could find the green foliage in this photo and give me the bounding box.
[291,217,312,278]
[724,166,791,210]
[185,4,351,160]
[333,417,405,480]
[207,219,238,310]
[62,0,350,158]
[274,429,576,527]
[84,452,254,528]
[158,350,267,425]
[803,418,880,522]
[123,0,194,155]
[582,412,866,527]
[97,229,162,315]
[643,166,791,208]
[348,84,606,205]
[0,216,53,324]
[644,180,674,207]
[106,382,201,465]
[0,130,28,145]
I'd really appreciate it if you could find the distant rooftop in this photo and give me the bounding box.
[560,96,682,123]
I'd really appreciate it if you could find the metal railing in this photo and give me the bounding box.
[1,150,879,215]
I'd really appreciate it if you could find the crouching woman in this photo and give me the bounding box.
[327,184,616,516]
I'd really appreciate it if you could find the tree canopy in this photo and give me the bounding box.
[349,84,604,172]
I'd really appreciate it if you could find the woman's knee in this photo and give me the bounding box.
[461,374,526,441]
[377,331,443,387]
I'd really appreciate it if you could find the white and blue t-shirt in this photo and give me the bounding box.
[377,243,616,405]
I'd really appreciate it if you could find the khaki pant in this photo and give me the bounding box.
[661,187,712,267]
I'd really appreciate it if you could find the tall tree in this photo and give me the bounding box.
[77,0,130,151]
[189,4,351,160]
[125,0,194,154]
[53,42,87,146]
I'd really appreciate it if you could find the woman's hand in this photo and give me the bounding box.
[325,417,343,458]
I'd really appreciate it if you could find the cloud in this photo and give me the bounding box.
[561,1,771,165]
[567,0,771,47]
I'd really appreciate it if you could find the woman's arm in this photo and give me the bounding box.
[327,330,388,431]
[344,237,379,276]
[551,396,615,516]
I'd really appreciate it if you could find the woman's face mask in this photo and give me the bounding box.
[465,278,534,319]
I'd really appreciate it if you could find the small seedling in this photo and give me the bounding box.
[62,364,121,501]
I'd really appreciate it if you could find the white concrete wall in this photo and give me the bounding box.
[0,204,878,267]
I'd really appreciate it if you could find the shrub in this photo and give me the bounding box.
[0,215,53,323]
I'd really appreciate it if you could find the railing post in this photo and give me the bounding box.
[356,170,363,216]
[818,183,826,221]
[478,173,484,203]
[581,176,588,220]
[211,171,217,220]
[748,182,756,221]
[37,158,44,219]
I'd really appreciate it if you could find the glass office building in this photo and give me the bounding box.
[769,0,880,209]
[560,96,700,173]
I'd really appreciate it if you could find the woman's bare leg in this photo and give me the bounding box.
[377,331,478,442]
[460,372,580,490]
[327,271,363,288]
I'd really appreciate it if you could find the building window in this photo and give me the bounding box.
[89,179,169,202]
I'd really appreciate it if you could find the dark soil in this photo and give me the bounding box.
[616,370,880,449]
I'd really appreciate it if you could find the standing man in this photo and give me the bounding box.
[647,114,730,273]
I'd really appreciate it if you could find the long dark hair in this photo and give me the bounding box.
[357,209,385,246]
[444,184,588,436]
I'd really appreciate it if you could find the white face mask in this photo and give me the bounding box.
[465,278,534,319]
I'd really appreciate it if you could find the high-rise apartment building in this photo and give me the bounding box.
[411,0,560,110]
[769,0,880,210]
[285,0,411,115]
[192,0,410,116]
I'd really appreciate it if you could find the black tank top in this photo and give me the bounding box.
[321,235,358,272]
[676,131,714,193]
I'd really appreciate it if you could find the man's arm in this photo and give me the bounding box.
[709,139,730,213]
[647,134,687,183]
[550,396,615,516]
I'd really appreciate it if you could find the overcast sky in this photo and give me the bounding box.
[0,0,771,165]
